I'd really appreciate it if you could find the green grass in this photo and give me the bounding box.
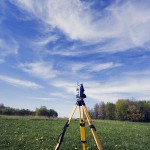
[0,116,150,150]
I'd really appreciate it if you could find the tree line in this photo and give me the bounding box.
[0,104,58,118]
[88,99,150,122]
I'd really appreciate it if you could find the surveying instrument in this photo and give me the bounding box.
[55,84,103,150]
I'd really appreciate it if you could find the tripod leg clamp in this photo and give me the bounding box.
[81,140,87,143]
[89,124,96,131]
[80,122,85,126]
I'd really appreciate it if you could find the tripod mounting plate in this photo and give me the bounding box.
[76,99,85,106]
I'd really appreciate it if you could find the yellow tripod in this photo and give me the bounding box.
[55,84,103,150]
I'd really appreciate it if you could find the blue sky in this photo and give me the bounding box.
[0,0,150,117]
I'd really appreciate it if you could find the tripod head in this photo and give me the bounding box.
[76,83,86,100]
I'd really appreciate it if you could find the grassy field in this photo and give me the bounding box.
[0,116,149,150]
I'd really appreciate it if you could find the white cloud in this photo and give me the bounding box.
[0,37,19,61]
[46,49,81,56]
[0,58,4,64]
[12,0,95,41]
[19,62,57,80]
[87,62,122,72]
[104,0,150,49]
[49,92,70,99]
[0,75,42,89]
[84,76,150,102]
[125,69,150,76]
[71,63,91,72]
[0,1,6,23]
[34,35,58,46]
[12,0,150,53]
[70,62,122,72]
[51,80,77,94]
[32,61,121,83]
[50,75,150,103]
[28,97,55,101]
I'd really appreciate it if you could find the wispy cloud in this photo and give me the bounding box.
[12,0,150,54]
[18,62,57,80]
[0,1,6,23]
[49,73,150,103]
[51,80,77,94]
[0,75,42,89]
[0,59,4,64]
[19,60,119,82]
[71,63,91,72]
[86,77,150,102]
[70,62,122,72]
[49,92,70,99]
[87,62,122,72]
[45,49,81,57]
[34,35,58,46]
[0,37,19,61]
[28,97,55,101]
[12,0,94,41]
[125,69,150,76]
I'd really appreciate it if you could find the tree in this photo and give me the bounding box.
[88,108,95,119]
[36,106,49,117]
[98,102,106,120]
[138,101,150,122]
[36,106,58,118]
[94,103,99,119]
[127,103,143,122]
[0,103,4,108]
[116,99,130,121]
[49,109,58,117]
[0,104,57,117]
[106,102,116,120]
[87,100,150,122]
[2,107,14,115]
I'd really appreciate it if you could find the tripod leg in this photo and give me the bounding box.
[55,104,77,150]
[82,105,103,150]
[78,106,86,150]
